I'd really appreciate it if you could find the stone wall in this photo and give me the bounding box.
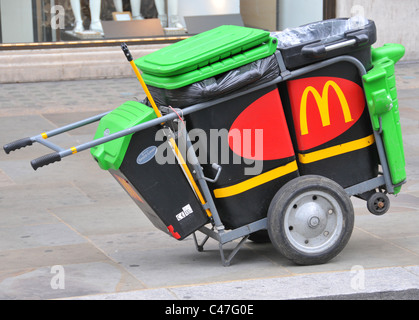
[0,44,167,83]
[336,0,419,61]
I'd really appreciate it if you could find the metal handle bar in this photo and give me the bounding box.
[203,163,222,183]
[301,32,369,58]
[3,111,110,156]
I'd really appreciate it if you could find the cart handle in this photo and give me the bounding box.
[31,152,61,171]
[3,111,110,156]
[301,31,369,58]
[3,137,33,154]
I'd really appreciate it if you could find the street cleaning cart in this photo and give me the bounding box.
[3,18,407,266]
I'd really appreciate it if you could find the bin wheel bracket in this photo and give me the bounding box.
[219,235,249,267]
[193,232,210,252]
[192,231,250,267]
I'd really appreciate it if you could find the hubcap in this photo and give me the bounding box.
[308,216,320,228]
[284,190,343,254]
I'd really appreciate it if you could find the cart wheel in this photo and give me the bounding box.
[267,175,354,265]
[367,192,390,216]
[248,230,271,244]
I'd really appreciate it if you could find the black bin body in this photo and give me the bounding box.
[110,125,209,240]
[183,85,299,229]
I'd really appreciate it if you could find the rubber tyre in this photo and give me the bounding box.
[267,175,354,265]
[367,192,390,216]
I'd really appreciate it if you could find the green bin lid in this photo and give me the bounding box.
[138,36,277,90]
[91,101,157,170]
[136,25,274,78]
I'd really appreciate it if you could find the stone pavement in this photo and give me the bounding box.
[0,63,418,301]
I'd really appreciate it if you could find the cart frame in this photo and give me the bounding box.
[3,54,402,266]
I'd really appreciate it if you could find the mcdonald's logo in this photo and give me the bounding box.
[287,77,366,151]
[300,81,353,136]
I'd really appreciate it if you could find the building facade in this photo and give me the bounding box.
[0,0,416,83]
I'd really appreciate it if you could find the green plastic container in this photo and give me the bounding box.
[362,44,406,193]
[91,101,156,170]
[135,25,278,90]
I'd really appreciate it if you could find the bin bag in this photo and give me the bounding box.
[141,54,280,108]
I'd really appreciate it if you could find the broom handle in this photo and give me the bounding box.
[121,43,162,118]
[121,43,212,218]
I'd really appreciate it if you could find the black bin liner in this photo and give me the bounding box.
[142,54,280,108]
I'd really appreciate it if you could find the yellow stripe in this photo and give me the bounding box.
[71,147,78,154]
[298,134,375,164]
[41,132,48,139]
[213,161,298,199]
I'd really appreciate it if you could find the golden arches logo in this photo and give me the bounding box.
[300,80,353,136]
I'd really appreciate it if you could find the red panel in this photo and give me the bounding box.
[228,89,295,161]
[167,225,181,239]
[287,77,365,151]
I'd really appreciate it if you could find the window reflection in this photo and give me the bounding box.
[0,0,329,45]
[60,0,184,40]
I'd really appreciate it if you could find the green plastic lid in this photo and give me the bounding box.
[91,101,157,170]
[136,25,274,78]
[138,37,277,90]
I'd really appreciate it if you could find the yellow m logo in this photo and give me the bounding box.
[300,80,353,136]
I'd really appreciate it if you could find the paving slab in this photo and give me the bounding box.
[70,266,419,301]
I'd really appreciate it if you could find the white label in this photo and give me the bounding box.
[136,146,158,165]
[182,204,193,215]
[176,204,194,221]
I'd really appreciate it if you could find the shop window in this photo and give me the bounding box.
[0,0,333,49]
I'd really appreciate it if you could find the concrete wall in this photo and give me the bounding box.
[0,44,168,83]
[177,0,240,27]
[178,0,240,15]
[240,0,323,32]
[278,0,323,30]
[336,0,419,61]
